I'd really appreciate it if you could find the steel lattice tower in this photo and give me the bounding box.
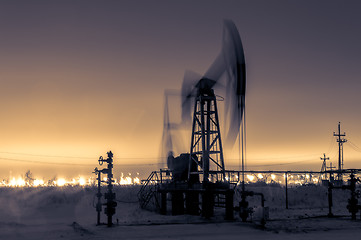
[188,79,226,184]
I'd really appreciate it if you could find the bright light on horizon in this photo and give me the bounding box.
[0,173,142,188]
[9,177,26,187]
[247,175,255,181]
[33,179,44,187]
[56,178,66,187]
[79,177,86,186]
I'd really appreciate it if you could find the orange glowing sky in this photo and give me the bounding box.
[1,0,361,178]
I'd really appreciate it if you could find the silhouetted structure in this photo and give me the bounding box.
[327,170,361,220]
[333,122,347,182]
[93,151,117,227]
[319,153,330,184]
[93,168,102,225]
[139,20,259,222]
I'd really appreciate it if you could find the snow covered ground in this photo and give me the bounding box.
[0,184,361,239]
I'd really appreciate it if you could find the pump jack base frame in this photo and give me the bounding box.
[157,182,234,220]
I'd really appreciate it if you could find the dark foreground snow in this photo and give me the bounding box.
[0,185,360,239]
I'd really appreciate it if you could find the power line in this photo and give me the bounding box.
[0,157,91,166]
[348,140,361,152]
[0,150,325,162]
[346,142,361,154]
[0,151,93,159]
[233,153,319,162]
[326,135,337,155]
[0,157,161,167]
[0,151,161,161]
[0,151,337,167]
[241,159,318,168]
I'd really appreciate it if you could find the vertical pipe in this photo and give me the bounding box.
[341,144,344,182]
[160,192,167,215]
[240,114,244,192]
[172,192,184,215]
[225,191,234,220]
[97,171,101,225]
[213,97,226,180]
[185,191,199,215]
[200,96,208,184]
[106,152,115,227]
[285,172,289,209]
[188,95,198,182]
[206,99,211,182]
[328,182,333,217]
[349,173,357,220]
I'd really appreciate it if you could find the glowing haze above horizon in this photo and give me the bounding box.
[1,0,361,179]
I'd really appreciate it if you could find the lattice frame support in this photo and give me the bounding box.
[188,90,226,184]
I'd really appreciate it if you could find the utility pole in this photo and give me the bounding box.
[333,122,347,182]
[319,153,330,182]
